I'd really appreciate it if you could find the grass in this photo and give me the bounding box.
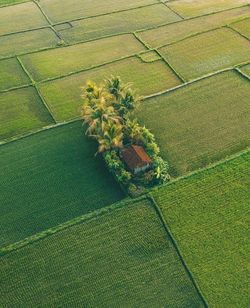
[0,86,54,141]
[40,0,158,23]
[231,17,250,39]
[0,198,204,307]
[0,0,29,7]
[0,2,48,36]
[0,121,124,247]
[138,6,250,48]
[0,28,60,60]
[137,71,250,176]
[38,54,181,122]
[159,28,250,80]
[57,4,181,44]
[168,0,250,18]
[20,34,146,81]
[240,63,250,77]
[0,58,30,91]
[152,150,250,307]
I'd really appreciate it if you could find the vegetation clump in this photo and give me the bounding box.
[81,76,170,196]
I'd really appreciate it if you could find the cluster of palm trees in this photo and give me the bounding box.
[81,76,141,153]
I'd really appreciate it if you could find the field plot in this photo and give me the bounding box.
[0,121,124,246]
[39,54,181,122]
[58,4,181,44]
[0,87,54,141]
[168,0,250,18]
[159,28,250,81]
[0,199,204,307]
[40,0,158,23]
[0,2,48,36]
[20,34,146,81]
[231,17,250,39]
[0,58,30,91]
[153,151,250,307]
[138,6,250,48]
[240,63,250,77]
[137,71,250,175]
[0,28,60,59]
[0,0,28,6]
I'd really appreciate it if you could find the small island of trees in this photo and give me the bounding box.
[81,76,170,196]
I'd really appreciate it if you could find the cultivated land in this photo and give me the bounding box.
[153,150,250,307]
[0,199,204,307]
[137,71,250,175]
[39,54,181,122]
[0,0,250,306]
[0,121,124,246]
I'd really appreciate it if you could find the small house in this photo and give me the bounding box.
[120,145,152,174]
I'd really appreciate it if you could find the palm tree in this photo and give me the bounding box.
[97,121,123,153]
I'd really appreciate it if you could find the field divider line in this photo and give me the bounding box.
[0,83,32,94]
[0,25,50,39]
[162,1,185,19]
[154,48,186,82]
[147,194,209,307]
[0,0,30,9]
[226,24,250,41]
[135,4,250,35]
[235,67,250,81]
[0,196,152,256]
[32,0,63,41]
[51,2,161,26]
[16,56,57,124]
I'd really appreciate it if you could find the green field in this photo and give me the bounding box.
[0,0,28,7]
[137,71,250,175]
[0,58,30,91]
[20,34,146,81]
[240,63,250,77]
[40,0,158,23]
[153,150,250,307]
[0,198,204,307]
[0,2,48,36]
[58,4,181,44]
[231,17,250,39]
[39,54,181,122]
[138,6,250,48]
[0,28,59,59]
[168,0,250,18]
[0,86,54,141]
[158,28,250,81]
[0,121,124,246]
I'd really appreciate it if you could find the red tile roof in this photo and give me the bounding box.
[121,145,152,171]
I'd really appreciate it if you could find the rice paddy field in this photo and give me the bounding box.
[0,0,249,306]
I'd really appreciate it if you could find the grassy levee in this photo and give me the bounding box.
[152,150,250,307]
[40,0,158,23]
[0,28,60,60]
[0,58,30,91]
[0,121,124,246]
[58,4,181,44]
[137,70,250,176]
[158,28,250,81]
[39,54,182,122]
[0,86,54,141]
[20,34,147,81]
[138,6,250,48]
[230,17,250,39]
[168,0,250,18]
[0,2,49,36]
[240,63,250,77]
[0,198,204,307]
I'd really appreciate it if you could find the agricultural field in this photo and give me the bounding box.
[0,0,250,306]
[0,199,205,307]
[153,150,250,307]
